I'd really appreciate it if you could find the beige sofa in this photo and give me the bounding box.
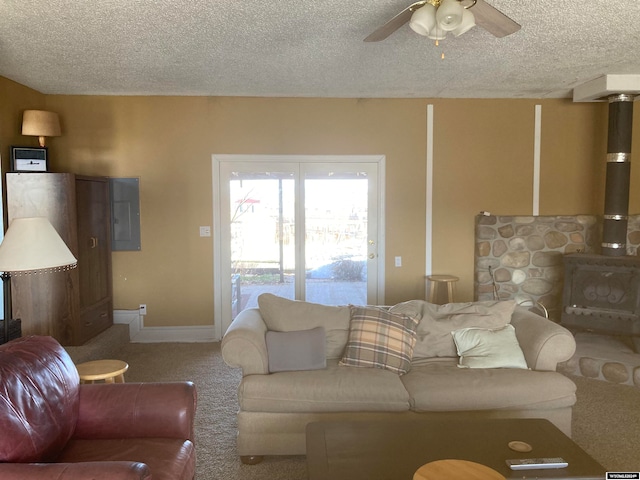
[221,295,577,463]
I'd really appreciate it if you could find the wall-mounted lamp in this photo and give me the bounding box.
[21,110,61,147]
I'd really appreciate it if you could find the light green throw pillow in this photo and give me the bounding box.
[451,324,528,369]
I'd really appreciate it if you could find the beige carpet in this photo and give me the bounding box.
[118,342,307,479]
[116,341,640,478]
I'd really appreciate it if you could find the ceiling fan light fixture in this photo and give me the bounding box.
[435,0,464,31]
[451,8,475,36]
[427,24,447,41]
[409,3,437,37]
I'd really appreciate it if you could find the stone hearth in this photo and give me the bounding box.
[559,333,640,389]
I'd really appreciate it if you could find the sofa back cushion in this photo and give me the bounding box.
[0,335,80,462]
[258,293,350,358]
[412,300,517,362]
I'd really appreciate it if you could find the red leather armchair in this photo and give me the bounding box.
[0,336,197,480]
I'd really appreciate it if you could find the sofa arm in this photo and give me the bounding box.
[511,307,576,371]
[221,307,269,376]
[74,382,196,441]
[0,462,151,480]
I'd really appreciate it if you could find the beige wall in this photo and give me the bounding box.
[3,75,639,331]
[0,78,45,184]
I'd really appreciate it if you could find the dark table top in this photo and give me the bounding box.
[306,418,606,480]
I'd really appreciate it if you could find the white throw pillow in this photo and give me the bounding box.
[451,324,528,369]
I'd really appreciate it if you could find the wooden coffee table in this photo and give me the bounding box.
[306,418,606,480]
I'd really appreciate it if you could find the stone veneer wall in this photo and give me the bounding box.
[474,214,640,321]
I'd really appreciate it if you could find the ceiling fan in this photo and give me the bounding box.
[364,0,520,42]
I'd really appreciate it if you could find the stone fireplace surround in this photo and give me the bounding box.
[474,213,640,388]
[475,213,640,320]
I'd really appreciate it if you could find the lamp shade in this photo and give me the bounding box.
[409,3,437,37]
[0,217,77,275]
[22,110,61,147]
[435,0,464,31]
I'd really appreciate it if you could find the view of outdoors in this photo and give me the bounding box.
[229,172,369,318]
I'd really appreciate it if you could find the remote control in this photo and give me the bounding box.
[506,458,568,470]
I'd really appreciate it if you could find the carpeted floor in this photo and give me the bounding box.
[118,342,308,479]
[570,375,640,471]
[116,341,640,479]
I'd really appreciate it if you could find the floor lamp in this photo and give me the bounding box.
[0,217,77,343]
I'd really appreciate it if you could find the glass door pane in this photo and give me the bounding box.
[216,156,382,335]
[227,170,295,318]
[303,169,370,306]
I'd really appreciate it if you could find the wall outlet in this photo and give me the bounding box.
[199,226,211,237]
[395,256,402,267]
[139,304,147,316]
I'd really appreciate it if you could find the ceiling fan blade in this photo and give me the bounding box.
[364,1,427,42]
[468,0,521,38]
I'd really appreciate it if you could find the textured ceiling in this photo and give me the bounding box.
[1,0,639,98]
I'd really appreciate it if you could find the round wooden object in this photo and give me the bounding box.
[426,274,460,304]
[76,359,129,384]
[508,440,533,452]
[427,275,460,282]
[414,459,505,480]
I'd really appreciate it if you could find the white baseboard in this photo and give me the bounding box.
[113,310,218,343]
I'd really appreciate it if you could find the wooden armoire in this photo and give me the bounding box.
[6,173,113,346]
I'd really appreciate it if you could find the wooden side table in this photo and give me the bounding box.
[76,359,129,384]
[414,459,505,480]
[426,274,459,305]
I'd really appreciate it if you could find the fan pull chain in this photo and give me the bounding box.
[434,40,445,59]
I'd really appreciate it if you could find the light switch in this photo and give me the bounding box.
[199,226,211,237]
[395,256,402,267]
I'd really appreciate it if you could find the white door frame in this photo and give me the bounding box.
[212,154,386,340]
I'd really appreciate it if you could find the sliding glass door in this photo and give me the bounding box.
[213,155,384,336]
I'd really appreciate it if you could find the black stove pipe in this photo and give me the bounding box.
[602,94,634,256]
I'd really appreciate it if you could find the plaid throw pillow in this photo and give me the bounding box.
[339,305,420,375]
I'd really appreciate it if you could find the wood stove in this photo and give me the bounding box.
[561,93,639,338]
[562,254,640,336]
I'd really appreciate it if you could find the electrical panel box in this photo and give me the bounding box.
[109,177,141,251]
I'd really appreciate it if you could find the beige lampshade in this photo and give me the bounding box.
[0,217,77,275]
[22,110,62,147]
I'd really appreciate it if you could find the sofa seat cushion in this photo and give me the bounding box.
[57,438,195,480]
[401,361,576,412]
[239,360,410,413]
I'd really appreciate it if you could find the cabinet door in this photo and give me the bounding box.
[75,177,113,344]
[76,177,112,309]
[6,173,79,345]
